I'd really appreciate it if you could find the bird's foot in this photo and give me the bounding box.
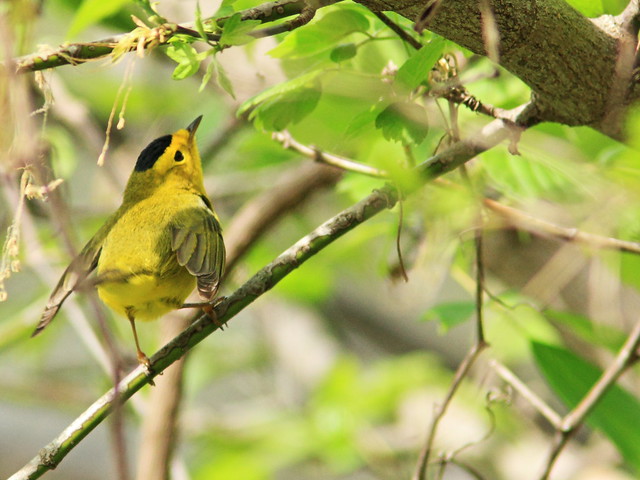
[137,351,156,386]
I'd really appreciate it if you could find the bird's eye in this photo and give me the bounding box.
[174,150,184,162]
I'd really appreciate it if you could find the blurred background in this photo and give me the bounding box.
[1,0,640,479]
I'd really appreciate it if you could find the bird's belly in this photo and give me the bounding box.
[97,270,195,321]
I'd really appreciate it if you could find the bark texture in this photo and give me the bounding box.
[357,0,640,139]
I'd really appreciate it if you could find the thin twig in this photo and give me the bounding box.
[474,231,486,343]
[436,86,508,119]
[373,11,422,50]
[395,191,409,282]
[490,360,562,428]
[413,146,490,479]
[272,130,389,178]
[484,198,640,255]
[411,342,488,480]
[13,0,336,73]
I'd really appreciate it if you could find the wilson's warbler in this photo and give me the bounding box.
[33,116,225,366]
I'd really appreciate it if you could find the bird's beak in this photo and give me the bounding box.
[186,115,203,139]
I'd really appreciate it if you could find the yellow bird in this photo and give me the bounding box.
[33,116,225,366]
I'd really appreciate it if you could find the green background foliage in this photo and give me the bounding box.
[2,0,639,479]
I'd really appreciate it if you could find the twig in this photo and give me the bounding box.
[272,130,389,178]
[249,0,329,38]
[412,187,490,479]
[412,342,488,480]
[436,86,508,119]
[484,198,640,255]
[135,318,187,480]
[395,191,409,282]
[414,0,444,33]
[373,11,422,50]
[474,231,486,343]
[490,360,562,429]
[13,0,334,73]
[539,318,640,479]
[479,0,500,63]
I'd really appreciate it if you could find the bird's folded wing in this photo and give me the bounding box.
[171,205,226,301]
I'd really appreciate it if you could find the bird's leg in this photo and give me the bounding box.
[126,309,154,380]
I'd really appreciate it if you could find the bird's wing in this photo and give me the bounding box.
[33,231,106,337]
[170,199,225,301]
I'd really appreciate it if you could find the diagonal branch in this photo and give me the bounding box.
[9,112,519,480]
[13,0,337,73]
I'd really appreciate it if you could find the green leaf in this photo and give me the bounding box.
[238,70,324,116]
[532,341,640,472]
[251,87,321,131]
[213,0,237,19]
[375,102,428,145]
[269,9,369,59]
[330,43,357,63]
[396,37,445,93]
[198,52,235,97]
[213,57,236,98]
[422,301,475,332]
[165,42,201,80]
[344,106,383,139]
[219,12,261,47]
[199,57,215,93]
[67,0,131,39]
[194,1,211,42]
[544,310,626,352]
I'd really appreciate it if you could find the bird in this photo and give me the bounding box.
[33,115,225,367]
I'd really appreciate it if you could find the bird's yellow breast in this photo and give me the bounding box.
[96,191,202,321]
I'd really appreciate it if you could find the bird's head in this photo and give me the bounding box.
[126,115,206,200]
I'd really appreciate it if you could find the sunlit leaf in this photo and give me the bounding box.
[269,9,369,59]
[219,12,261,46]
[482,147,584,201]
[395,37,445,93]
[165,41,201,79]
[238,70,323,117]
[251,87,321,131]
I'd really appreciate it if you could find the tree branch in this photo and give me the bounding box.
[9,111,520,480]
[484,198,640,255]
[12,0,331,73]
